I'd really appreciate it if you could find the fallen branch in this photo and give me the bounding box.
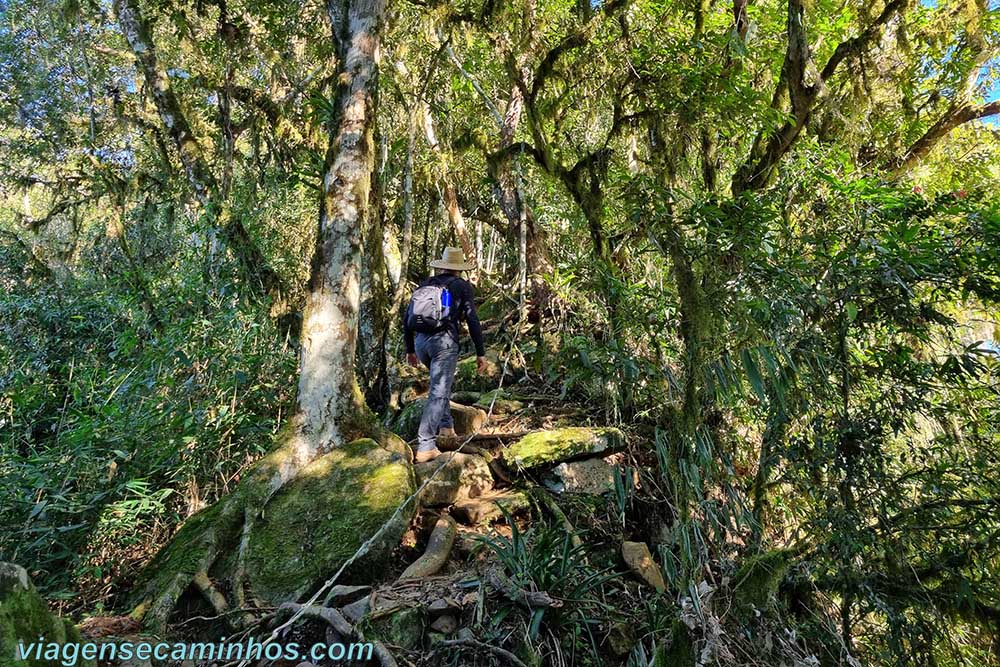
[487,568,562,609]
[433,638,529,667]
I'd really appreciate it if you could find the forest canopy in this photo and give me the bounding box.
[1,0,999,665]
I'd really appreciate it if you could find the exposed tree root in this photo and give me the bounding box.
[487,568,562,609]
[192,572,230,618]
[432,638,529,667]
[397,515,457,580]
[129,418,414,635]
[278,602,397,667]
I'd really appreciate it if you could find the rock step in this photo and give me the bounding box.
[452,491,530,526]
[393,401,487,441]
[414,452,493,507]
[501,427,626,470]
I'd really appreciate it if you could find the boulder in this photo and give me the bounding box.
[429,615,457,635]
[621,542,666,592]
[414,452,493,506]
[502,427,626,470]
[427,598,462,618]
[393,401,487,441]
[452,491,531,526]
[475,390,524,415]
[544,458,620,495]
[340,596,370,623]
[454,351,512,391]
[245,438,415,603]
[1,562,94,667]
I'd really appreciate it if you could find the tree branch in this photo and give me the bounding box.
[112,0,287,295]
[112,0,217,205]
[891,100,1000,174]
[732,0,906,194]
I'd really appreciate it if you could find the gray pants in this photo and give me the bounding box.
[415,332,458,452]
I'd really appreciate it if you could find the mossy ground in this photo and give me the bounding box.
[245,438,415,603]
[475,389,523,414]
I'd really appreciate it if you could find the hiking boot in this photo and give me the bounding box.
[414,447,442,464]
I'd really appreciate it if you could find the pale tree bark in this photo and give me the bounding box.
[298,0,386,450]
[129,0,391,632]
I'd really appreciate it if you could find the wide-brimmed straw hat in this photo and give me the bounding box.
[429,246,475,271]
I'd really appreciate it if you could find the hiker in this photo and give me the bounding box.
[403,247,488,463]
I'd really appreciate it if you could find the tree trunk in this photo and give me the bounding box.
[128,0,407,633]
[490,81,554,314]
[298,0,385,449]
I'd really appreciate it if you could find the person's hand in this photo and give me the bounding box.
[407,353,420,368]
[476,356,489,375]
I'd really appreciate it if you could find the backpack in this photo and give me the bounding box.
[405,277,459,334]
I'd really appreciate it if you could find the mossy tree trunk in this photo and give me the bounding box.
[129,0,409,634]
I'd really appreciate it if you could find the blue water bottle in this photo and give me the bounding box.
[441,288,452,310]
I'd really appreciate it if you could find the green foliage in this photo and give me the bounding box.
[478,515,620,665]
[2,0,1000,663]
[0,242,296,603]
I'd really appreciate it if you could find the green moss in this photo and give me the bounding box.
[733,548,796,612]
[449,391,482,405]
[128,498,236,613]
[392,401,425,441]
[475,390,523,414]
[367,606,423,650]
[502,427,625,470]
[654,620,694,667]
[245,438,415,603]
[0,563,92,667]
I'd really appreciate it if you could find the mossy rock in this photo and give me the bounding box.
[449,391,482,406]
[0,563,92,667]
[392,400,486,441]
[368,606,424,651]
[245,438,415,603]
[475,390,524,414]
[733,548,796,612]
[502,427,626,470]
[453,351,512,392]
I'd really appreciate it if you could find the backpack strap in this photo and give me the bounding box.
[439,275,462,318]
